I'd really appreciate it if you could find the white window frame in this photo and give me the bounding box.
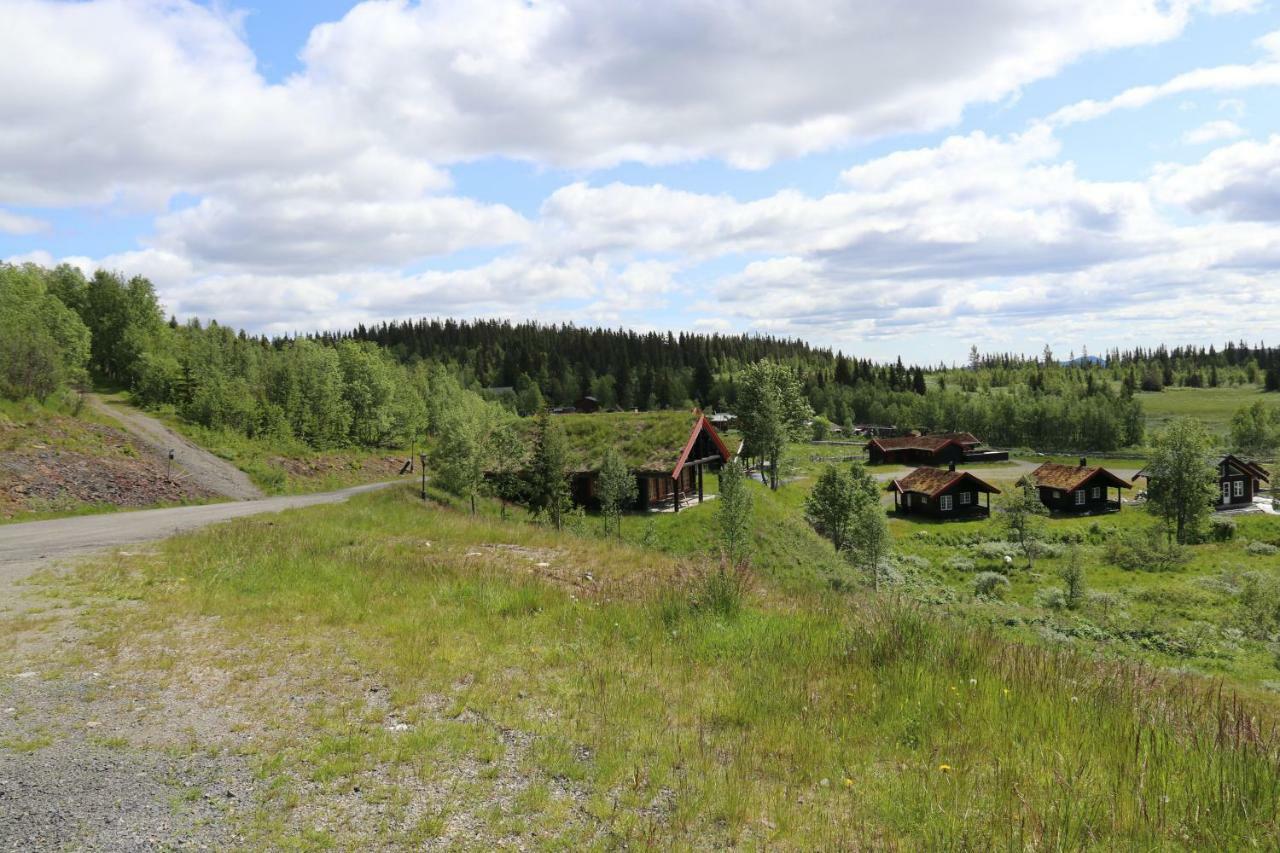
[940,495,953,512]
[1074,490,1086,506]
[959,491,972,505]
[1091,486,1101,500]
[1234,479,1245,497]
[1053,490,1061,499]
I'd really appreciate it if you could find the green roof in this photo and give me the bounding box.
[525,411,705,474]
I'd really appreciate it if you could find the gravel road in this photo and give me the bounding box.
[0,481,398,585]
[86,395,263,501]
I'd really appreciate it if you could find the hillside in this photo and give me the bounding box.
[0,398,218,522]
[4,485,1276,848]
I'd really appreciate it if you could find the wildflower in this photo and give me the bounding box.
[938,764,953,773]
[1002,688,1010,696]
[968,678,977,686]
[1070,695,1079,703]
[844,778,854,788]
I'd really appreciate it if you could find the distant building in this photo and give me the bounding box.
[708,411,737,431]
[573,395,601,414]
[866,432,1008,466]
[1026,460,1131,513]
[888,464,1001,519]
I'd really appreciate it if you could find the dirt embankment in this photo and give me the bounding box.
[1,413,217,521]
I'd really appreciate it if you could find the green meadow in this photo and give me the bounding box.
[21,480,1280,848]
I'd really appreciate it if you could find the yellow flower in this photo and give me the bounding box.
[843,777,854,788]
[939,764,953,773]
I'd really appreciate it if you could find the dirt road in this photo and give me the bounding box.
[86,394,264,500]
[0,481,398,584]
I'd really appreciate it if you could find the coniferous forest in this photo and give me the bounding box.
[6,260,1280,453]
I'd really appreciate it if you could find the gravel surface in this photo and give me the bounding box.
[86,396,263,501]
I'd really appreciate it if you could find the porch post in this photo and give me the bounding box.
[698,464,704,503]
[674,475,681,513]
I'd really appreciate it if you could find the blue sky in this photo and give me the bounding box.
[4,0,1280,362]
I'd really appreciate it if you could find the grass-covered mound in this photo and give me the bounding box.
[528,410,706,473]
[42,485,1280,848]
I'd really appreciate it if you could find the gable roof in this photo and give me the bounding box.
[868,432,981,453]
[1135,454,1271,483]
[1220,454,1271,482]
[888,466,1001,498]
[524,410,730,476]
[1029,462,1131,492]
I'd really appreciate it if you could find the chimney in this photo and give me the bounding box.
[1079,456,1087,468]
[949,461,956,472]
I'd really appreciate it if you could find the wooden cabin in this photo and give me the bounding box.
[541,410,732,512]
[573,395,601,414]
[1135,455,1270,510]
[1027,460,1131,514]
[888,465,1001,519]
[867,432,1007,465]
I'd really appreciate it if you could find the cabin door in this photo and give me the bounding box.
[1222,481,1232,503]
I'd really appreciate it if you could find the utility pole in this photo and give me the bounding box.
[420,453,428,500]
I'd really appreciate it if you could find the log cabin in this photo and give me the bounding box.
[866,432,1008,465]
[533,410,732,512]
[1134,454,1270,510]
[888,464,1001,520]
[1027,460,1131,514]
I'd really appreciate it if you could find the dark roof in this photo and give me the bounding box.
[888,467,1001,497]
[1135,454,1271,483]
[869,432,981,453]
[1030,462,1131,492]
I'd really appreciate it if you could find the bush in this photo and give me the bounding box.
[1211,517,1238,542]
[1036,587,1068,610]
[972,541,1018,562]
[893,554,930,573]
[1246,541,1278,556]
[943,554,976,573]
[973,572,1010,599]
[692,566,748,619]
[1237,572,1280,639]
[1106,526,1190,572]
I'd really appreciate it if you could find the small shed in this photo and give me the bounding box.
[888,465,1001,519]
[573,395,601,414]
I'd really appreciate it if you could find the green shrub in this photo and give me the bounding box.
[1106,525,1190,572]
[943,554,976,573]
[1036,587,1068,610]
[1211,517,1238,542]
[1246,541,1278,557]
[973,572,1010,599]
[972,541,1018,562]
[1238,572,1280,639]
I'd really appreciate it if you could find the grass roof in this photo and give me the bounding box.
[524,411,702,474]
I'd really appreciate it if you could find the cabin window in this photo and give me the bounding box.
[904,494,913,507]
[1053,490,1061,499]
[1091,486,1100,500]
[1234,480,1245,497]
[1074,490,1086,506]
[940,495,953,511]
[959,491,971,505]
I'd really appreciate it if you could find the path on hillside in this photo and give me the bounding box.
[0,481,398,585]
[86,394,264,500]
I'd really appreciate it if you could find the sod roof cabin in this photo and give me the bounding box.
[1134,454,1271,510]
[528,410,732,511]
[866,432,1008,465]
[888,465,1001,519]
[1026,460,1131,514]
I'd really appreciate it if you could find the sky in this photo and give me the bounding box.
[4,1,1280,363]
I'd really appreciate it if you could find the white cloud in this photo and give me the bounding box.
[1183,119,1246,144]
[1154,134,1280,220]
[1048,29,1280,126]
[0,209,48,235]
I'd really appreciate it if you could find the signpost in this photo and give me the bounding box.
[167,449,174,481]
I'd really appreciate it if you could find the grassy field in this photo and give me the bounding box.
[11,483,1279,847]
[1136,385,1271,437]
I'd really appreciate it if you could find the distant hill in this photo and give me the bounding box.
[1060,355,1105,367]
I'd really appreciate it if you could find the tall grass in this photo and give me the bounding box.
[57,486,1280,847]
